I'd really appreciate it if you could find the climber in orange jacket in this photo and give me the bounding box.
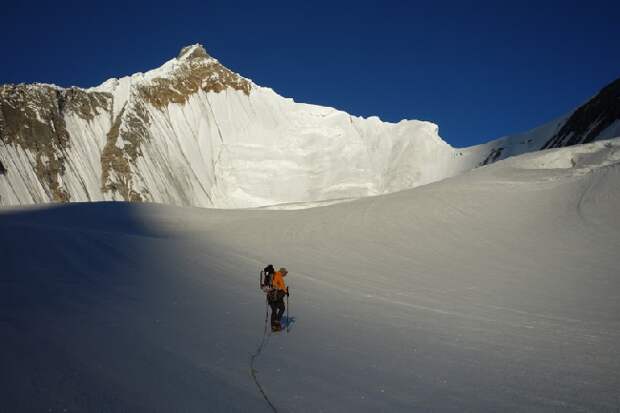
[268,267,289,331]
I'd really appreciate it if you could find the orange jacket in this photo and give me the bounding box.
[272,271,287,291]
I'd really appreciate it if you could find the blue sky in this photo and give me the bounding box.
[2,0,618,147]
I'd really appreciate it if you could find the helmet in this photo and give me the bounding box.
[279,267,288,274]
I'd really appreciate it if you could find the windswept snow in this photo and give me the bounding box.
[1,139,619,411]
[503,138,620,171]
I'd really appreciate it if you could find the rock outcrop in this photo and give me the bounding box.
[542,78,620,149]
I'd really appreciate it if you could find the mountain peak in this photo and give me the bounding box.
[177,44,209,61]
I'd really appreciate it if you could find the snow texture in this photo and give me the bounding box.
[1,138,619,411]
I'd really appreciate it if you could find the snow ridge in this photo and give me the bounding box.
[1,45,618,208]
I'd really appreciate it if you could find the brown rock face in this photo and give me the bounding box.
[542,77,620,149]
[1,84,72,201]
[61,87,111,121]
[0,84,112,202]
[177,44,209,60]
[100,101,150,202]
[139,46,251,109]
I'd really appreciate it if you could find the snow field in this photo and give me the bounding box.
[1,139,619,411]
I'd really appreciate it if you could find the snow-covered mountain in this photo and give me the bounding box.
[0,44,618,208]
[458,77,620,169]
[2,138,619,411]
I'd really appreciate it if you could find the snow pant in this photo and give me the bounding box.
[269,298,285,327]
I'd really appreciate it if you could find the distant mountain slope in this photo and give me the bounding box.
[0,44,618,208]
[455,77,620,169]
[542,77,620,149]
[1,138,619,411]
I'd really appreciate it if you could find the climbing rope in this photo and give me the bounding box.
[249,297,278,413]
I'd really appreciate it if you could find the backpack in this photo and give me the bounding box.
[260,264,275,291]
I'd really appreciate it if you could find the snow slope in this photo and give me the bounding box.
[1,139,619,411]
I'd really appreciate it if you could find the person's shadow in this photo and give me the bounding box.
[281,316,297,332]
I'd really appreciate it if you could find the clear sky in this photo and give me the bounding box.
[2,0,618,147]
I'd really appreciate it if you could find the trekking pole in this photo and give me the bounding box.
[286,288,290,333]
[263,295,269,334]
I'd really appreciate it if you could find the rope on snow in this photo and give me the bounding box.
[249,297,278,413]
